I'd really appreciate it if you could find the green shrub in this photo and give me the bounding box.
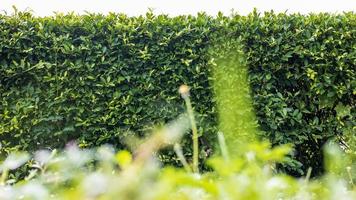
[1,41,355,198]
[0,10,355,176]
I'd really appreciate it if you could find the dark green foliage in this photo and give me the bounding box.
[0,11,355,176]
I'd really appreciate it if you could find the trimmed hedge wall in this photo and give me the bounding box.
[0,11,355,176]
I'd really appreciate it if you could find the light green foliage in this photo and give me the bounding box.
[210,40,259,152]
[0,130,354,199]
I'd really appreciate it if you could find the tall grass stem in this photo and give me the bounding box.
[217,131,229,161]
[174,143,192,173]
[179,85,199,173]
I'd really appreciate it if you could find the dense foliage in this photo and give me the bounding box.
[0,52,354,198]
[0,10,355,176]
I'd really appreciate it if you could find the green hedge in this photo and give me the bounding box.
[0,11,355,176]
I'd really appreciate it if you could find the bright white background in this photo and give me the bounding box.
[1,0,356,16]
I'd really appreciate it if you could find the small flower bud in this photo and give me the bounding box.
[346,166,352,172]
[179,85,190,98]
